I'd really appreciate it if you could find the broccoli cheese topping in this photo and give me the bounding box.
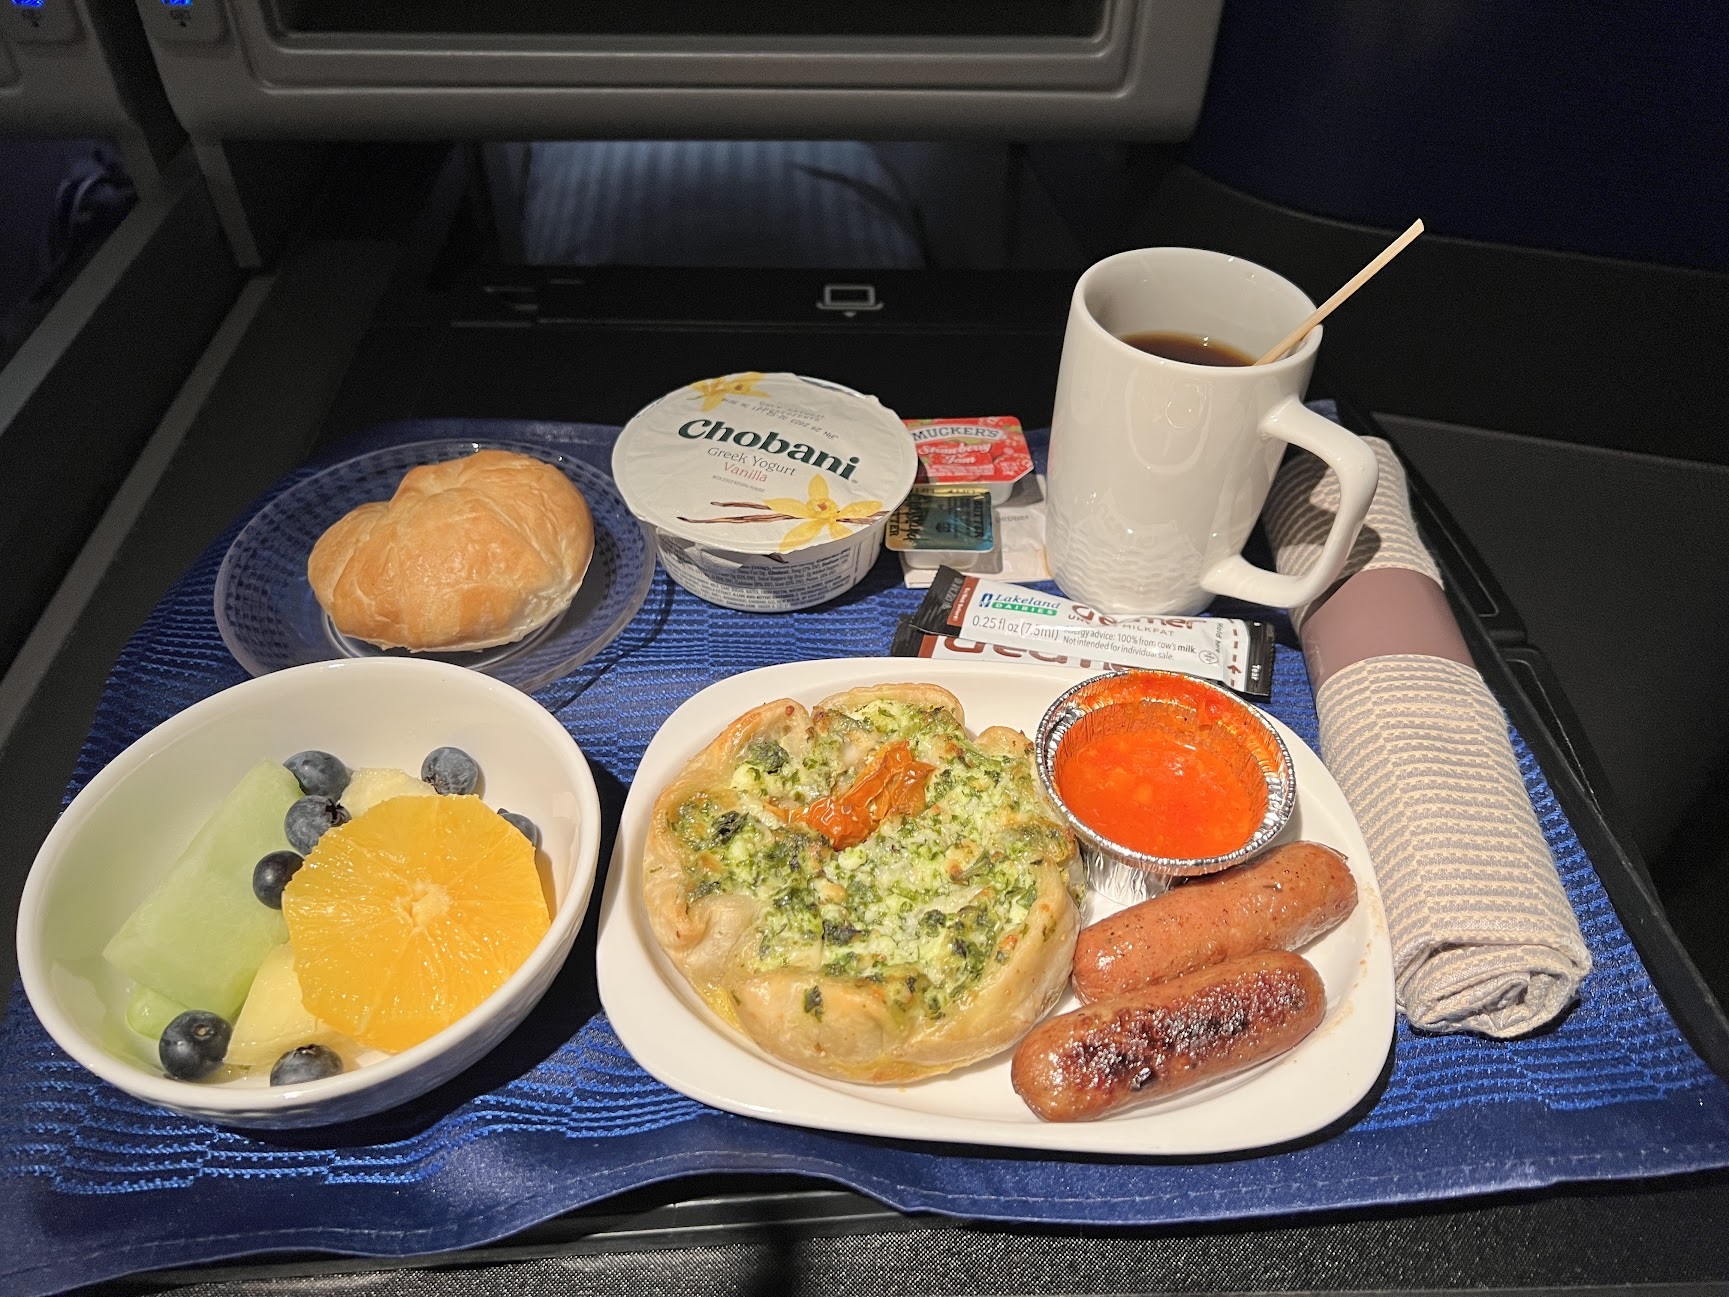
[671,700,1074,1017]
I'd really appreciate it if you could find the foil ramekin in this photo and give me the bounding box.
[1034,671,1297,905]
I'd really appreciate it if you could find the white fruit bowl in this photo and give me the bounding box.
[16,658,602,1129]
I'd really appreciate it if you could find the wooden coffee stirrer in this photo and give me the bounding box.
[1253,218,1425,365]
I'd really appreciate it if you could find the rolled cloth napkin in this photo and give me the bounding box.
[1262,436,1591,1037]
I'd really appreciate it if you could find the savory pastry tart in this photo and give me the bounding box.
[643,684,1083,1084]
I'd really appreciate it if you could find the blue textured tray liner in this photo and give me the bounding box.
[4,416,1728,1296]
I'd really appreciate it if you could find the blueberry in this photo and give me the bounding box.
[498,809,540,848]
[269,1044,344,1086]
[283,750,350,799]
[252,849,304,908]
[421,747,480,796]
[159,1010,231,1081]
[285,795,349,854]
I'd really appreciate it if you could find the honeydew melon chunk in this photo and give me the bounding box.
[340,766,436,818]
[102,759,300,1020]
[123,985,188,1040]
[227,942,353,1068]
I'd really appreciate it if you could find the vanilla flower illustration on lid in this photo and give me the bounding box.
[673,474,888,551]
[690,372,769,412]
[766,474,884,552]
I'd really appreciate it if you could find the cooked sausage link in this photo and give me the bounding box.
[1012,950,1325,1122]
[1073,840,1356,1002]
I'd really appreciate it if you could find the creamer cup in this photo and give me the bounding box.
[613,373,917,612]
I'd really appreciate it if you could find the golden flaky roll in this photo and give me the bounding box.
[307,449,594,652]
[643,684,1083,1084]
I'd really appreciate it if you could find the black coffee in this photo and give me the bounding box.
[1118,331,1254,367]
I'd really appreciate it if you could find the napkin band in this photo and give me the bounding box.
[1301,568,1474,689]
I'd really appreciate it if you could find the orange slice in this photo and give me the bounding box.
[283,794,551,1053]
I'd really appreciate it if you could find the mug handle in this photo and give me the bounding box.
[1199,397,1380,609]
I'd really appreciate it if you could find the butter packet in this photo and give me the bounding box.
[886,486,1000,572]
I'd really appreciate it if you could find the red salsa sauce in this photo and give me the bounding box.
[1056,712,1263,859]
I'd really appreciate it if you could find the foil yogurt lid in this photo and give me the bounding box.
[613,372,916,556]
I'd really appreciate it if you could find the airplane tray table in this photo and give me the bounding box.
[5,411,1729,1296]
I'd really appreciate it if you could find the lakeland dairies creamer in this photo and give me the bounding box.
[613,373,917,611]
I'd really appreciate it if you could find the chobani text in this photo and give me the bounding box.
[678,418,860,480]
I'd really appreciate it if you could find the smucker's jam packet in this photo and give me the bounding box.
[905,416,1032,502]
[905,568,1276,699]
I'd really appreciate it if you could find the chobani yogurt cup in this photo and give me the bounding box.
[613,372,917,612]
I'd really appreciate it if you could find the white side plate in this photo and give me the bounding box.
[596,658,1394,1155]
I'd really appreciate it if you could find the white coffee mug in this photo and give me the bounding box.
[1047,247,1379,615]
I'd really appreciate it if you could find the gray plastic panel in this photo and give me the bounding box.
[235,5,1133,90]
[0,0,182,187]
[1,0,80,45]
[135,0,1221,140]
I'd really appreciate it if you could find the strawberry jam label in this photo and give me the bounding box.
[905,417,1033,496]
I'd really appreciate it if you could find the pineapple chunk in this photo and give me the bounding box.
[228,942,352,1068]
[341,766,437,818]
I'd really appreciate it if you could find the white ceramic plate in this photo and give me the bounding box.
[596,658,1395,1156]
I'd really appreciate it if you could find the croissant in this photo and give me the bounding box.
[307,449,594,652]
